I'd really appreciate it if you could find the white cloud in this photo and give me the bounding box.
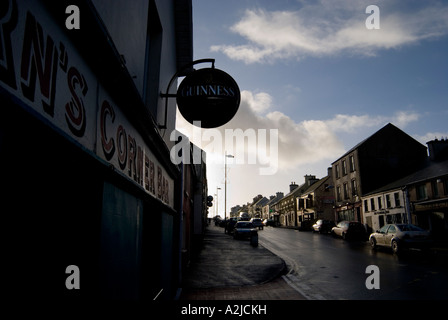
[210,1,448,64]
[414,132,448,145]
[245,91,272,114]
[176,90,421,173]
[175,89,424,207]
[325,110,420,133]
[391,110,420,128]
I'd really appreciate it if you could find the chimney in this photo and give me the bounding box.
[427,138,448,161]
[276,192,284,199]
[327,167,332,177]
[304,174,318,186]
[289,182,298,192]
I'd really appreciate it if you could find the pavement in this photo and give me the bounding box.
[179,224,306,300]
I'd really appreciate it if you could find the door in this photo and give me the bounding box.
[100,182,143,299]
[376,225,389,245]
[385,224,397,246]
[378,215,385,228]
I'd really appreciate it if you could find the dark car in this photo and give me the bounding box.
[312,219,336,234]
[224,217,238,234]
[250,218,264,230]
[263,219,276,227]
[233,221,258,240]
[331,221,366,240]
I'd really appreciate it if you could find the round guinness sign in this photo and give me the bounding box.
[177,68,240,128]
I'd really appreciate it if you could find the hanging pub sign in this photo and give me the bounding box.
[176,68,240,128]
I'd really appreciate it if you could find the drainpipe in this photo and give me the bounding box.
[403,187,412,224]
[175,163,184,300]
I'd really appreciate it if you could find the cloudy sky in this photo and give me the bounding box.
[176,0,448,216]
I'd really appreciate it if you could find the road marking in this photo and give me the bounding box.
[153,289,163,300]
[282,274,327,300]
[259,232,327,300]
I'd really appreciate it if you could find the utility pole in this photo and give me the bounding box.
[224,151,234,232]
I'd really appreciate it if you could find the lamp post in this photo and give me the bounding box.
[215,187,221,218]
[224,151,234,231]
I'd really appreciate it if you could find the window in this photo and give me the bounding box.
[417,184,427,200]
[337,186,341,201]
[364,200,368,212]
[370,198,375,211]
[342,160,347,176]
[432,180,439,197]
[379,225,388,233]
[387,214,402,224]
[335,164,340,179]
[144,1,163,118]
[351,179,357,196]
[386,194,391,208]
[387,225,396,234]
[343,183,348,199]
[394,192,400,207]
[349,155,355,172]
[377,196,382,209]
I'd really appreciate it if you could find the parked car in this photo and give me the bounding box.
[225,217,238,234]
[312,219,336,234]
[298,219,314,231]
[263,219,276,227]
[250,218,264,230]
[369,224,432,254]
[233,221,258,240]
[239,212,250,221]
[331,221,367,240]
[214,216,222,226]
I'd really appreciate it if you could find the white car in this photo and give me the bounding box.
[369,224,432,254]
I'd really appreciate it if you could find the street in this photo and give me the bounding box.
[258,227,448,300]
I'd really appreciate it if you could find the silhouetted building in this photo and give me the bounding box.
[1,0,194,300]
[298,168,335,224]
[363,138,448,239]
[331,123,427,222]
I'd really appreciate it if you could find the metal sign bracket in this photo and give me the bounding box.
[158,59,215,129]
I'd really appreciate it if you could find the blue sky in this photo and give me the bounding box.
[176,0,448,215]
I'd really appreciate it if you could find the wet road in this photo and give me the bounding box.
[258,227,448,300]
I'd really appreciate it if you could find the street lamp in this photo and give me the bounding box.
[215,187,221,218]
[224,151,234,231]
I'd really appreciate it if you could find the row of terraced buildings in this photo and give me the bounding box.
[233,123,448,242]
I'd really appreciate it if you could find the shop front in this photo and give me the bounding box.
[413,199,448,242]
[334,202,362,223]
[1,0,181,300]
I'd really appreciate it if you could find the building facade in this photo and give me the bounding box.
[274,176,319,227]
[362,188,409,234]
[262,192,284,220]
[247,194,264,217]
[332,123,427,223]
[406,160,448,241]
[362,139,448,239]
[298,169,335,224]
[1,0,198,300]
